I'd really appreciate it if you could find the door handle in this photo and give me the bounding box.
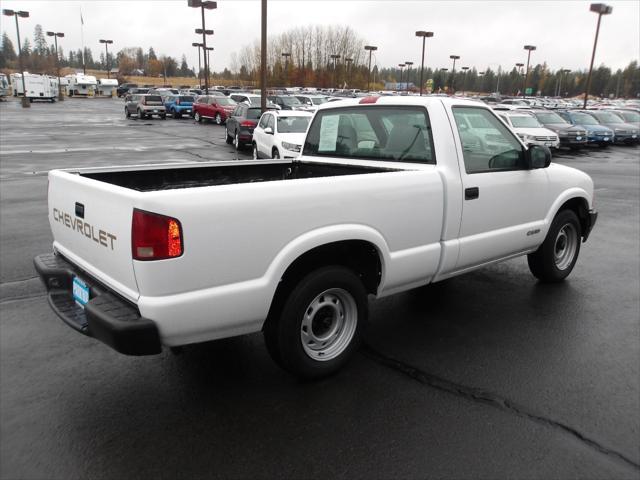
[465,187,479,200]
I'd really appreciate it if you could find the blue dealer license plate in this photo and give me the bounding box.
[72,277,90,308]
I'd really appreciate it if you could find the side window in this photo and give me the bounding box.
[266,114,275,131]
[302,106,435,164]
[452,107,525,174]
[258,114,269,129]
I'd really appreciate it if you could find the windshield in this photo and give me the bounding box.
[311,97,328,105]
[278,116,311,133]
[535,112,567,124]
[591,111,623,123]
[215,97,236,106]
[616,111,640,122]
[248,96,261,104]
[281,96,302,106]
[570,113,599,125]
[178,96,194,102]
[247,108,263,120]
[510,116,541,128]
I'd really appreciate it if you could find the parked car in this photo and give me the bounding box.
[252,110,312,159]
[295,95,329,112]
[225,105,265,150]
[124,94,166,119]
[497,111,560,148]
[229,93,261,105]
[164,95,195,118]
[117,83,138,97]
[268,95,305,111]
[610,109,640,126]
[127,88,150,95]
[582,110,639,144]
[35,96,597,379]
[193,95,237,124]
[529,110,588,149]
[556,110,614,147]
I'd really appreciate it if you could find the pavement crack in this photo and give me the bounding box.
[362,344,640,471]
[0,275,39,286]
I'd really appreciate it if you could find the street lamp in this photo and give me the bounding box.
[404,61,413,93]
[3,9,30,108]
[397,64,405,93]
[364,45,377,92]
[449,55,460,93]
[478,71,485,93]
[47,31,65,101]
[584,3,613,108]
[557,68,571,97]
[204,46,214,84]
[330,54,341,89]
[515,62,524,95]
[192,42,203,86]
[188,0,217,95]
[344,57,353,88]
[415,31,434,96]
[523,45,536,98]
[281,52,291,87]
[99,39,113,79]
[461,66,469,96]
[440,68,448,93]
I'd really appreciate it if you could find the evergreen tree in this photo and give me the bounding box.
[33,24,48,55]
[148,47,157,61]
[1,33,17,62]
[22,38,32,56]
[179,54,190,75]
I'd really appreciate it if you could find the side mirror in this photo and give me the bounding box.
[264,127,274,135]
[527,144,552,169]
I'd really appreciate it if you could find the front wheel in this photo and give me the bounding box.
[194,112,202,123]
[528,209,581,283]
[252,143,259,159]
[272,148,280,159]
[263,266,367,379]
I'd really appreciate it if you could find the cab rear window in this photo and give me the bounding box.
[302,106,435,164]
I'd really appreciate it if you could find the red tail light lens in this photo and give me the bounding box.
[132,209,183,261]
[240,120,257,127]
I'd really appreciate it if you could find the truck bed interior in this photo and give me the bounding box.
[81,161,399,192]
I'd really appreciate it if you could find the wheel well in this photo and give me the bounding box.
[265,240,382,326]
[558,197,589,237]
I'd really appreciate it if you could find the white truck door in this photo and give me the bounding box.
[450,106,550,271]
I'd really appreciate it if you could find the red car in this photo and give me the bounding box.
[193,95,237,125]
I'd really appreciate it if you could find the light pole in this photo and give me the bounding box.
[344,57,353,88]
[397,64,405,93]
[461,66,469,96]
[523,45,536,98]
[584,3,613,108]
[330,54,341,89]
[364,45,377,92]
[282,52,291,86]
[3,9,30,108]
[439,68,448,93]
[188,0,217,95]
[404,61,413,92]
[415,31,434,96]
[260,0,266,112]
[47,31,65,101]
[449,55,460,93]
[515,63,524,95]
[192,42,203,87]
[205,46,214,84]
[99,39,113,78]
[478,71,485,93]
[557,68,571,97]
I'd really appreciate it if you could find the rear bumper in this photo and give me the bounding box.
[33,253,161,356]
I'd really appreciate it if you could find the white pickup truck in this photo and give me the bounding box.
[35,97,597,378]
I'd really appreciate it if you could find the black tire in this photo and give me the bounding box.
[272,148,280,159]
[234,131,241,150]
[215,113,222,125]
[225,127,233,144]
[125,108,131,118]
[263,266,367,379]
[138,109,145,119]
[173,109,180,119]
[195,112,202,123]
[527,209,582,283]
[252,143,259,159]
[161,114,167,120]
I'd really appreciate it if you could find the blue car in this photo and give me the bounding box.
[164,94,195,118]
[557,110,614,146]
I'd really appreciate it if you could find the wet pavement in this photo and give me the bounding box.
[1,98,639,479]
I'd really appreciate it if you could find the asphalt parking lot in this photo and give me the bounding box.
[1,97,638,480]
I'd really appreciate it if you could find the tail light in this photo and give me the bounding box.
[240,120,257,128]
[132,209,183,261]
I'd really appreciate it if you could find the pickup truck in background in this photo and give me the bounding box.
[34,97,597,379]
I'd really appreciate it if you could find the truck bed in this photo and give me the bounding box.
[82,161,398,192]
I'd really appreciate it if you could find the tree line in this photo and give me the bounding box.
[0,25,196,79]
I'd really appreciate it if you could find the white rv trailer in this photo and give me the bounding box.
[97,78,118,97]
[65,73,97,96]
[9,73,58,101]
[0,73,9,99]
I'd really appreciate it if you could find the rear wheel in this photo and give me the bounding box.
[194,112,202,123]
[215,113,222,125]
[138,109,145,119]
[160,114,167,120]
[173,109,181,119]
[528,209,581,283]
[234,131,241,150]
[225,126,233,144]
[125,108,131,118]
[263,266,367,379]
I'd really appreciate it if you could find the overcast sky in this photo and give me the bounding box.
[2,0,639,74]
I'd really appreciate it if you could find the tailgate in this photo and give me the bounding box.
[48,170,140,302]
